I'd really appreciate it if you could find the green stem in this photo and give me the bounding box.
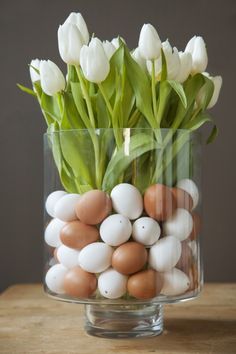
[57,93,64,117]
[98,83,113,116]
[128,108,140,127]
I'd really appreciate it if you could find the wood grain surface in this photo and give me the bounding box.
[0,283,235,354]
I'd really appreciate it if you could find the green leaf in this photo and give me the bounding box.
[184,111,213,131]
[161,49,167,82]
[41,93,61,122]
[17,83,36,97]
[167,80,187,108]
[61,92,86,130]
[207,125,218,144]
[198,75,214,110]
[95,91,110,128]
[71,82,92,129]
[157,81,172,126]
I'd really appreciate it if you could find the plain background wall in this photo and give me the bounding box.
[0,0,235,291]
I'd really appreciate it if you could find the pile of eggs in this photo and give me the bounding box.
[44,179,200,300]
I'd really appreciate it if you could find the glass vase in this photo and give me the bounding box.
[43,128,202,338]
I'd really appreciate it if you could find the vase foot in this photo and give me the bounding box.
[84,303,163,339]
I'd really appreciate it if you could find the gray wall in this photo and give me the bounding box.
[1,0,235,291]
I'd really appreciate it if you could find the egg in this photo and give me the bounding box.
[149,236,181,272]
[132,217,161,246]
[112,242,147,275]
[176,241,193,272]
[75,190,112,225]
[60,221,99,250]
[98,268,128,299]
[163,208,193,241]
[176,179,199,210]
[161,268,190,296]
[78,242,113,273]
[44,218,65,247]
[144,184,177,221]
[45,264,67,294]
[171,187,193,211]
[54,193,81,222]
[110,183,143,220]
[63,266,97,298]
[57,245,80,269]
[100,214,132,246]
[189,212,201,240]
[127,269,163,299]
[45,190,67,217]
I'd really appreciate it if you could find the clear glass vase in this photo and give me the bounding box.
[43,128,202,338]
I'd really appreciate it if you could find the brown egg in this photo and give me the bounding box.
[176,241,193,272]
[75,190,112,225]
[63,266,97,298]
[60,221,99,250]
[144,184,177,221]
[127,269,163,299]
[171,187,193,211]
[112,242,147,275]
[189,212,201,240]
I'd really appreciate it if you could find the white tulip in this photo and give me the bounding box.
[111,37,126,49]
[196,72,223,109]
[40,60,66,96]
[147,40,180,80]
[131,47,147,70]
[29,59,41,83]
[185,36,208,74]
[103,40,116,59]
[64,12,89,44]
[138,23,162,60]
[175,51,192,83]
[58,22,84,65]
[80,38,110,83]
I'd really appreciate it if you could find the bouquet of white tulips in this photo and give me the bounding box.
[18,12,222,193]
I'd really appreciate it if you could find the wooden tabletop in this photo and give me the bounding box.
[0,283,235,354]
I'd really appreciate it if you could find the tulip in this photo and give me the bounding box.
[63,12,89,44]
[40,60,66,96]
[80,38,110,83]
[175,51,192,83]
[138,24,162,60]
[131,48,147,70]
[29,59,41,83]
[58,22,84,65]
[196,72,223,109]
[103,40,116,59]
[185,36,208,74]
[111,36,126,49]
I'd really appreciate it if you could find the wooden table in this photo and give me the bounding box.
[0,283,235,354]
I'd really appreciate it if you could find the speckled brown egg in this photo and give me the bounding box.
[60,221,99,249]
[171,187,193,211]
[189,212,201,240]
[144,184,177,221]
[63,266,97,298]
[112,242,147,275]
[127,269,163,299]
[75,190,112,225]
[176,241,193,272]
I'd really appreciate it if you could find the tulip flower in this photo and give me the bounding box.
[111,37,126,49]
[131,48,147,70]
[103,40,116,59]
[29,59,41,83]
[175,51,192,83]
[40,60,66,96]
[63,12,89,44]
[196,72,223,109]
[80,38,110,83]
[185,36,208,74]
[58,22,84,65]
[138,24,162,60]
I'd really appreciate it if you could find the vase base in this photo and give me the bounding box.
[84,303,163,339]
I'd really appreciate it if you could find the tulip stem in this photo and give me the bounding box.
[57,93,64,117]
[98,83,113,116]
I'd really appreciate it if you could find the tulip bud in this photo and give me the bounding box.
[64,12,89,44]
[80,38,110,83]
[131,48,147,70]
[40,60,66,96]
[103,40,116,59]
[196,72,223,109]
[138,24,162,60]
[29,59,41,83]
[58,23,84,65]
[185,36,208,74]
[111,37,126,49]
[175,51,192,83]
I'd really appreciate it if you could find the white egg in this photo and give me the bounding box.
[45,190,67,217]
[44,218,66,247]
[100,214,132,246]
[111,183,143,220]
[149,236,181,272]
[54,193,80,222]
[78,242,113,273]
[161,268,190,296]
[98,268,128,299]
[132,217,161,246]
[163,208,193,241]
[45,264,67,294]
[57,245,80,268]
[176,179,199,210]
